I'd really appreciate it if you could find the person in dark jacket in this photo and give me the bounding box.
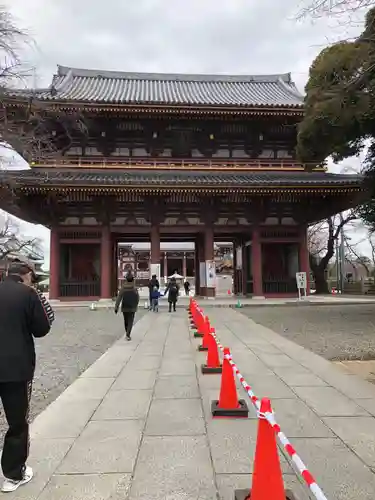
[183,279,190,296]
[0,261,54,493]
[114,273,140,340]
[148,274,159,310]
[165,277,179,312]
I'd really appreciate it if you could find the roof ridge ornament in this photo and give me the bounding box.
[33,65,305,108]
[277,75,304,100]
[53,65,297,84]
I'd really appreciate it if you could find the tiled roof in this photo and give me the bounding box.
[1,169,363,188]
[32,66,304,108]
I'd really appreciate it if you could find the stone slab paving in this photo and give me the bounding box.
[208,308,375,500]
[3,307,375,499]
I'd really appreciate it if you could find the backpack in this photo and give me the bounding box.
[169,284,178,294]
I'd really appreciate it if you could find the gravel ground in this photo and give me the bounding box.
[241,303,375,361]
[0,308,146,448]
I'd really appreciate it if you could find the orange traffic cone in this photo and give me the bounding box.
[201,331,222,374]
[211,347,248,417]
[198,318,211,350]
[194,313,206,338]
[234,398,288,500]
[190,302,199,330]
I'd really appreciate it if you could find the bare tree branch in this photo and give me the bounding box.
[0,213,42,262]
[308,210,358,293]
[343,230,371,273]
[296,0,375,19]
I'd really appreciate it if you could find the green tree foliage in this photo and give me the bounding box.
[297,7,375,227]
[297,41,371,165]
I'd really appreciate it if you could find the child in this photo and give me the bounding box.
[150,285,161,312]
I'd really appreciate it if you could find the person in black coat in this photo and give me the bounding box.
[0,261,54,493]
[115,273,140,340]
[183,279,190,296]
[147,274,159,310]
[165,277,179,312]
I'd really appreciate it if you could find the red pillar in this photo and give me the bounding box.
[299,225,310,295]
[150,224,161,280]
[203,227,215,297]
[233,240,238,295]
[49,227,60,300]
[242,243,248,295]
[100,226,112,299]
[183,252,187,278]
[195,238,200,295]
[164,252,168,281]
[197,234,205,295]
[252,226,263,297]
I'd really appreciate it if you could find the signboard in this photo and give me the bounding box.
[206,260,216,288]
[150,263,161,281]
[296,272,307,300]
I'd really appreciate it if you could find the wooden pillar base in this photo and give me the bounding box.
[200,287,215,298]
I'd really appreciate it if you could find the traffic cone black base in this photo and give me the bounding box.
[194,331,204,338]
[234,489,296,500]
[211,398,249,418]
[201,364,222,374]
[198,345,208,352]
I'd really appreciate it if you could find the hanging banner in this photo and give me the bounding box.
[206,260,216,288]
[199,262,206,287]
[236,246,242,270]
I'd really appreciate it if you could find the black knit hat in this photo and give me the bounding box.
[8,260,38,282]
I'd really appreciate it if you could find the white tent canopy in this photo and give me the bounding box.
[168,273,184,279]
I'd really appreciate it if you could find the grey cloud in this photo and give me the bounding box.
[3,0,366,255]
[5,0,343,91]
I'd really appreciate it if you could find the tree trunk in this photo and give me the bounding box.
[311,263,330,294]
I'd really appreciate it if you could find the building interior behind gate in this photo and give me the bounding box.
[54,226,307,300]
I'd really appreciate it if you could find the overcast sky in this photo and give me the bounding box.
[2,0,368,268]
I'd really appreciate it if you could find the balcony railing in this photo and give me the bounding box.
[30,156,313,171]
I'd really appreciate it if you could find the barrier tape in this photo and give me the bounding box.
[192,305,328,500]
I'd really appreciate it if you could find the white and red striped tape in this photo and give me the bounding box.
[192,307,328,500]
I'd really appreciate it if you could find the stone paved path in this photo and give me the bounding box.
[3,307,375,499]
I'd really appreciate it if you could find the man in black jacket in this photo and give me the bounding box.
[0,262,54,493]
[114,273,139,340]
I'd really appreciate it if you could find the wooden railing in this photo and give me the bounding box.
[59,281,101,298]
[262,278,298,294]
[30,156,317,171]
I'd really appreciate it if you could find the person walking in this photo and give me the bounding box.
[0,261,54,493]
[165,277,179,312]
[147,274,159,311]
[150,285,161,312]
[114,273,140,340]
[183,279,190,296]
